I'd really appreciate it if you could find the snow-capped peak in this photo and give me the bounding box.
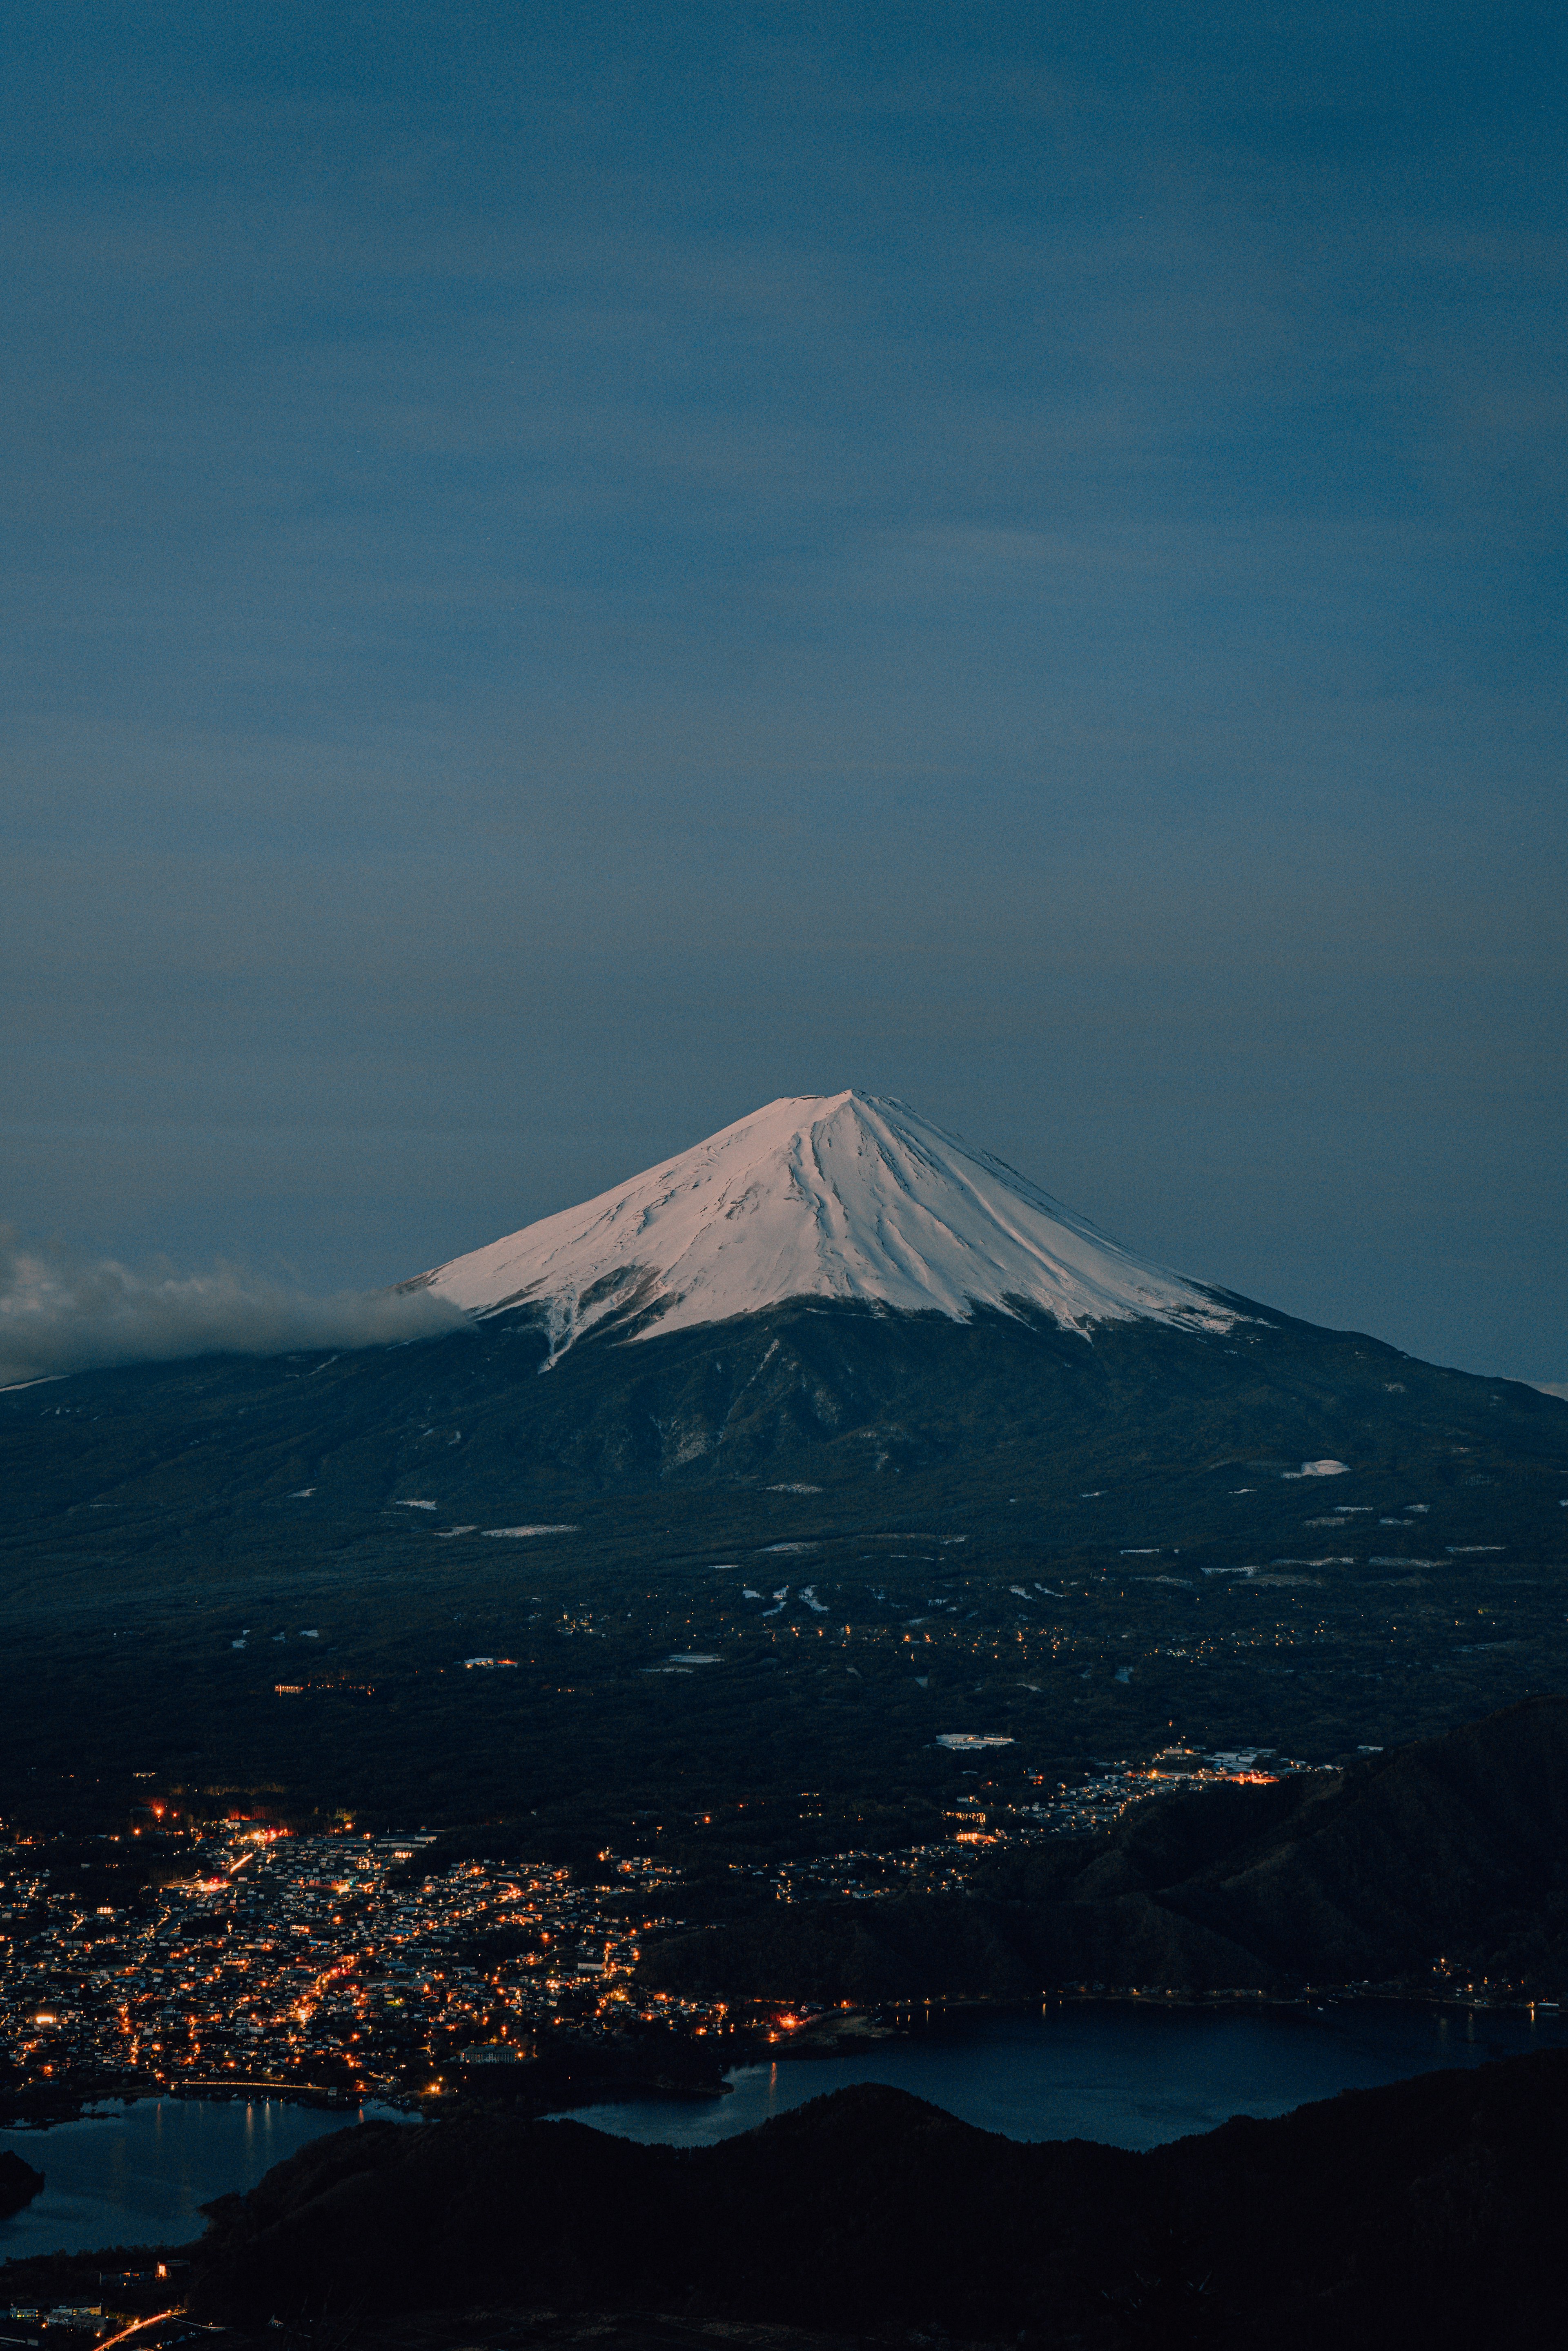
[410,1092,1234,1359]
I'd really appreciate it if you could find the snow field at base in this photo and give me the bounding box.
[413,1091,1236,1361]
[481,1524,579,1538]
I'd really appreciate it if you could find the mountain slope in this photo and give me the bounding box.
[641,1694,1568,2001]
[9,1282,1565,1515]
[2,1290,1566,1838]
[410,1092,1235,1356]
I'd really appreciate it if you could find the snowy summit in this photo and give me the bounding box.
[410,1092,1234,1361]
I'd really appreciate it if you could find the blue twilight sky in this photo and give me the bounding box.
[2,2,1565,1381]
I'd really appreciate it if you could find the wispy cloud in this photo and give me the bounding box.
[0,1226,464,1388]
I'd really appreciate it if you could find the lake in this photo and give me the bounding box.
[555,1999,1568,2150]
[0,2097,402,2260]
[4,2003,1564,2260]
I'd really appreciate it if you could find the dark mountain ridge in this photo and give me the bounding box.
[0,2150,44,2219]
[643,1694,1568,2000]
[185,2052,1568,2349]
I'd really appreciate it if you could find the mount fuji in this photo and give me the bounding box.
[2,1089,1566,1832]
[4,1089,1564,1528]
[408,1092,1236,1360]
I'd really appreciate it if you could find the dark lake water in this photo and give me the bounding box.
[557,2000,1568,2151]
[0,2097,402,2260]
[4,2004,1564,2260]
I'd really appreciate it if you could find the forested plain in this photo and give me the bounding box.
[2,1299,1566,1869]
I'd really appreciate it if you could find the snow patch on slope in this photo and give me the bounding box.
[412,1092,1234,1360]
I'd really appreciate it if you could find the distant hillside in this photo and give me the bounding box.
[7,1283,1566,1516]
[187,2053,1568,2350]
[644,1694,1568,1999]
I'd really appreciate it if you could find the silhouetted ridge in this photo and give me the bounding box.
[188,2054,1568,2350]
[0,2150,44,2219]
[643,1695,1568,2000]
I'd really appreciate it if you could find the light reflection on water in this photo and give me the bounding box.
[553,2001,1568,2151]
[0,2097,406,2258]
[4,2006,1564,2257]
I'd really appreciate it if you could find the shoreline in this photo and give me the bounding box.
[4,1986,1559,2131]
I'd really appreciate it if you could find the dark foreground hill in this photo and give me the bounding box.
[0,2150,43,2218]
[644,1694,1568,2000]
[186,2052,1568,2350]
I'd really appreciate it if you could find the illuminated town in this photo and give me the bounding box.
[0,1825,703,2101]
[0,1750,1310,2110]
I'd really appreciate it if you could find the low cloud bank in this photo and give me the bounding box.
[1532,1379,1568,1402]
[0,1227,466,1388]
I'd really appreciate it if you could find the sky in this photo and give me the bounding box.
[3,2,1565,1384]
